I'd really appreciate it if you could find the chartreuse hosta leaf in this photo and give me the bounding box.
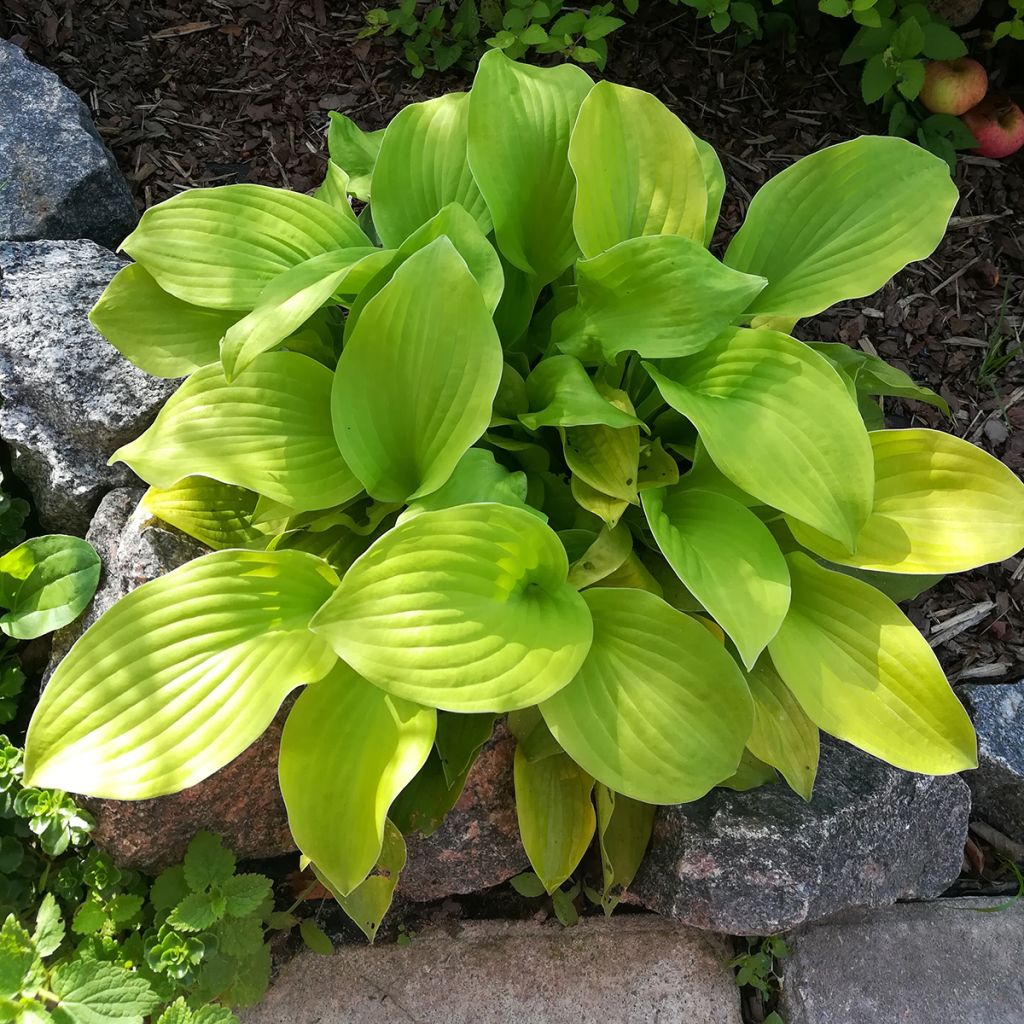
[789,429,1024,574]
[468,49,593,285]
[24,549,339,798]
[332,239,502,503]
[327,111,385,202]
[371,92,491,247]
[768,553,976,774]
[745,657,819,801]
[89,263,236,378]
[311,503,593,713]
[540,588,753,804]
[641,485,790,668]
[278,662,435,896]
[514,745,595,893]
[121,184,369,309]
[314,160,352,210]
[693,134,725,247]
[647,328,874,549]
[568,81,707,257]
[113,352,362,513]
[595,785,655,915]
[220,247,378,379]
[142,478,266,550]
[565,523,632,590]
[725,137,958,321]
[519,355,643,431]
[553,235,767,363]
[434,711,497,787]
[0,536,100,641]
[563,386,640,505]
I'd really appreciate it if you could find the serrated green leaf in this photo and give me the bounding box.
[31,894,64,958]
[279,663,435,896]
[1,915,40,999]
[332,238,502,503]
[213,914,266,958]
[540,588,753,802]
[724,137,958,321]
[112,353,362,514]
[311,504,593,713]
[24,549,338,799]
[149,866,189,913]
[167,890,222,932]
[468,49,593,284]
[222,874,273,918]
[50,959,159,1024]
[184,831,236,891]
[767,553,976,774]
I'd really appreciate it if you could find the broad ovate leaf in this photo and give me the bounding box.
[220,248,376,379]
[327,112,385,202]
[332,238,502,503]
[540,588,753,804]
[120,184,370,309]
[314,160,352,210]
[278,662,435,896]
[24,549,339,798]
[434,711,497,788]
[568,81,707,257]
[513,746,595,893]
[647,328,874,549]
[0,537,100,641]
[112,352,362,513]
[90,264,235,378]
[311,503,593,713]
[767,553,976,774]
[788,428,1024,573]
[641,485,790,668]
[371,92,491,247]
[745,657,819,801]
[724,137,958,320]
[694,133,725,246]
[142,478,266,550]
[553,235,767,363]
[468,49,593,284]
[595,785,655,914]
[519,355,643,431]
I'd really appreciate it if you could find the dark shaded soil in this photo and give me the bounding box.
[4,0,1023,682]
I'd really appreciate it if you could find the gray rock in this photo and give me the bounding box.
[960,681,1024,843]
[632,739,971,934]
[0,241,176,534]
[243,916,742,1024]
[48,489,296,872]
[399,722,529,901]
[926,0,983,25]
[0,40,136,249]
[779,899,1024,1024]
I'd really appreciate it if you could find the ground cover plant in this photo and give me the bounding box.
[23,52,1024,935]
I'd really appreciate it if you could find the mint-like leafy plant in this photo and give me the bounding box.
[23,53,1024,930]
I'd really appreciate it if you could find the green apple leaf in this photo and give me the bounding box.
[767,552,976,774]
[540,588,753,803]
[641,485,790,668]
[568,81,707,257]
[112,352,362,513]
[646,328,874,549]
[745,657,819,801]
[553,235,766,363]
[724,136,958,320]
[371,92,491,247]
[0,536,100,641]
[327,112,385,202]
[468,49,593,284]
[595,784,655,915]
[90,264,235,378]
[788,428,1024,574]
[519,355,643,431]
[310,503,593,713]
[513,745,595,893]
[279,662,435,896]
[120,184,370,309]
[24,549,339,798]
[141,478,266,550]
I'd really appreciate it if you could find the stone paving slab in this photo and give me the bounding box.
[779,898,1024,1024]
[244,916,742,1024]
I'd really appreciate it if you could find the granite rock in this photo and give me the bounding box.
[632,739,971,934]
[0,40,136,249]
[0,241,176,534]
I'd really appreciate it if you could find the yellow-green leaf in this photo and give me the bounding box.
[595,785,655,915]
[142,478,266,550]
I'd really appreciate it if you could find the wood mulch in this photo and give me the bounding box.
[4,0,1023,682]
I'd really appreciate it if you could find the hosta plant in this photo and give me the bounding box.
[24,53,1024,932]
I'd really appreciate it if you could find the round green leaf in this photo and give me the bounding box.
[311,503,594,713]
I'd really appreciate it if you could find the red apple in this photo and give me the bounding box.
[962,98,1024,159]
[919,58,988,116]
